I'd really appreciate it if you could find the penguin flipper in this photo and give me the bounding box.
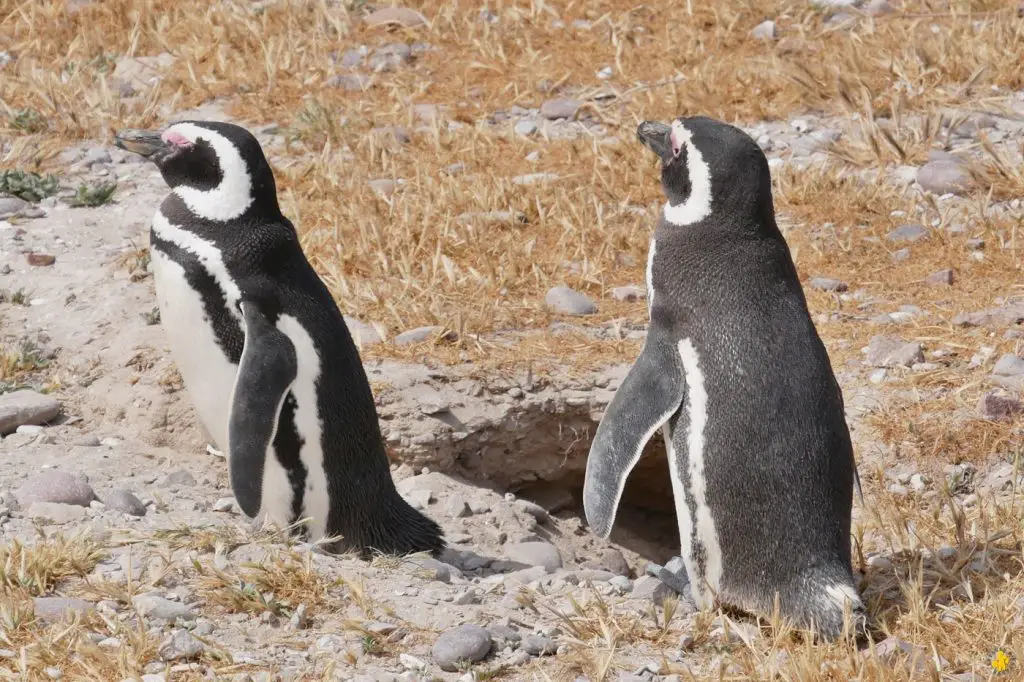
[227,300,298,518]
[583,328,686,539]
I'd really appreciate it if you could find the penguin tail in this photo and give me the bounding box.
[781,575,869,644]
[328,491,447,560]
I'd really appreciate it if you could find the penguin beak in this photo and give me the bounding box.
[113,129,172,162]
[636,121,675,164]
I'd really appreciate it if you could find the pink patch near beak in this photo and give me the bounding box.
[669,121,686,157]
[161,130,193,148]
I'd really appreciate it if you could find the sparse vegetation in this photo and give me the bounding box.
[0,170,59,203]
[68,180,117,207]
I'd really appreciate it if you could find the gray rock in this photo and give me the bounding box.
[412,104,445,124]
[326,74,372,91]
[504,541,562,571]
[489,624,521,649]
[891,247,911,262]
[608,575,633,593]
[925,269,954,286]
[288,603,308,630]
[0,196,29,219]
[82,147,112,166]
[0,390,61,435]
[33,597,94,623]
[597,548,630,576]
[26,502,87,524]
[864,0,893,15]
[514,120,538,137]
[808,277,848,292]
[545,285,597,315]
[886,223,928,243]
[431,624,492,671]
[157,629,204,661]
[866,335,923,368]
[132,594,196,621]
[992,354,1024,376]
[344,316,383,346]
[368,43,412,71]
[339,46,368,68]
[751,20,777,40]
[212,497,236,513]
[368,178,400,197]
[163,470,196,487]
[522,634,558,656]
[653,556,690,594]
[512,172,559,186]
[611,285,646,302]
[405,557,454,583]
[111,53,176,91]
[102,488,147,516]
[952,304,1024,328]
[539,99,581,120]
[446,498,472,518]
[362,6,428,28]
[977,391,1023,420]
[917,160,971,196]
[394,325,443,346]
[870,636,944,673]
[16,471,95,507]
[514,499,548,522]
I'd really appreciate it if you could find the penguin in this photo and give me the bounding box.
[582,116,866,641]
[114,120,445,558]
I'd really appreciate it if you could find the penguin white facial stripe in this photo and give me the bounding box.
[166,122,254,222]
[677,338,724,596]
[151,211,243,322]
[275,314,331,542]
[663,121,713,227]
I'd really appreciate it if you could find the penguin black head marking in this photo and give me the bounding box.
[636,116,775,231]
[115,120,281,222]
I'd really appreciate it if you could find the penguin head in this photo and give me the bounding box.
[636,116,774,230]
[115,120,281,222]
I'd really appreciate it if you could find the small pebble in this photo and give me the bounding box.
[545,285,597,316]
[431,624,493,672]
[751,19,777,40]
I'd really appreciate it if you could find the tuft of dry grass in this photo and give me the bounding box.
[192,548,344,619]
[0,532,106,596]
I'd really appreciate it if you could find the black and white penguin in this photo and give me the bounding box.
[115,121,445,558]
[583,116,866,641]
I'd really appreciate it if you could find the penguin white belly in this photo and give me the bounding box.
[150,247,238,450]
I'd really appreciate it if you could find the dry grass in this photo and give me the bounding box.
[1,0,1022,365]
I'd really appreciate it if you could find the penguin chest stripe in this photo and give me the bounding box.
[676,338,723,596]
[269,315,331,542]
[151,211,243,324]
